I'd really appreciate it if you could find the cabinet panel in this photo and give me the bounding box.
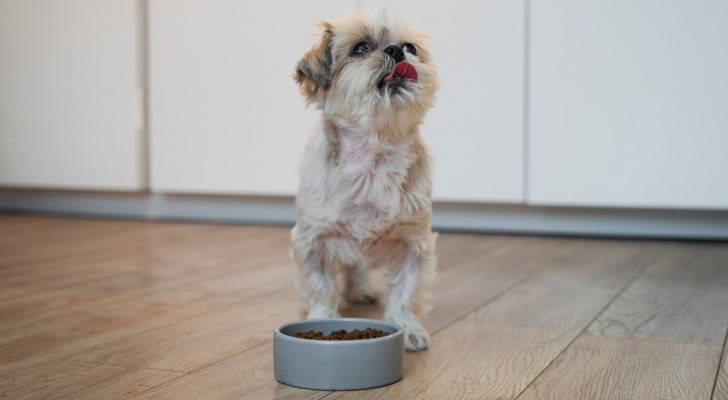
[149,1,355,195]
[363,0,526,202]
[529,1,728,209]
[0,0,142,190]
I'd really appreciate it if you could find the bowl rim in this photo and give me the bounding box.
[275,317,403,346]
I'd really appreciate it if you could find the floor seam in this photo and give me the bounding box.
[577,332,726,348]
[428,239,590,337]
[60,285,291,365]
[430,269,538,337]
[710,324,728,400]
[123,340,272,399]
[122,370,191,399]
[511,244,661,400]
[184,339,271,375]
[58,357,186,373]
[1,235,291,332]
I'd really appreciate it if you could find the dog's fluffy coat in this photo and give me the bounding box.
[291,11,439,351]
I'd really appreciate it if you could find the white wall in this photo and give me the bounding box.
[149,0,356,195]
[0,0,143,191]
[529,0,728,209]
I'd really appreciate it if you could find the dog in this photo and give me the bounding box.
[291,10,439,351]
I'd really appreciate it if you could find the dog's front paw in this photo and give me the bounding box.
[387,314,431,351]
[403,325,431,351]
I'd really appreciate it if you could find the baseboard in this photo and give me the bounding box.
[431,202,728,240]
[1,190,727,240]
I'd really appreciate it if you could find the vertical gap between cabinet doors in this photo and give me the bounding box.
[522,0,531,203]
[136,0,151,191]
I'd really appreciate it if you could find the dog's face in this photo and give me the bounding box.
[295,11,438,130]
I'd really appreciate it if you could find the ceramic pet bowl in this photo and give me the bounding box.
[274,318,404,390]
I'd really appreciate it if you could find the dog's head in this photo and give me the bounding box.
[295,11,438,131]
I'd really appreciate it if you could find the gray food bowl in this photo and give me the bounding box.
[274,318,404,390]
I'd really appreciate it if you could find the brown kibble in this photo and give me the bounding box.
[295,327,390,341]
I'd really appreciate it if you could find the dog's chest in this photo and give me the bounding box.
[340,131,371,164]
[335,133,411,239]
[337,133,410,200]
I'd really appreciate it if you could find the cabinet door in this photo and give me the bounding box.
[362,1,526,202]
[149,1,355,195]
[529,1,728,209]
[0,1,142,190]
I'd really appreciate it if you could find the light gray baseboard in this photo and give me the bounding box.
[1,190,727,240]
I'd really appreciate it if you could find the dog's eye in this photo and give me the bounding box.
[351,42,371,57]
[403,43,417,56]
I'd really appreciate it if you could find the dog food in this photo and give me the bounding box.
[296,328,390,340]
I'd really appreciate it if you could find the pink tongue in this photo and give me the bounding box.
[383,61,418,82]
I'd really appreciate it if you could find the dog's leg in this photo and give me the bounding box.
[296,251,340,318]
[385,235,437,351]
[292,228,341,319]
[344,263,380,304]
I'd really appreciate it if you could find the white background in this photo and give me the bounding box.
[529,0,728,209]
[149,0,355,196]
[1,0,727,211]
[0,0,142,190]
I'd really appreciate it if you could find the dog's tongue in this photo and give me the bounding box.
[383,61,418,82]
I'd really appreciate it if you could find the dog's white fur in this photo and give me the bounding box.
[291,11,439,351]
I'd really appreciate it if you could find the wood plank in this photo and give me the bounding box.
[0,220,283,280]
[323,241,659,400]
[8,216,725,400]
[429,232,506,272]
[517,335,721,400]
[0,226,285,298]
[588,243,728,345]
[0,260,294,376]
[712,339,728,400]
[0,222,203,285]
[0,226,290,330]
[0,359,185,400]
[342,235,589,333]
[516,242,728,400]
[129,342,323,400]
[0,215,86,244]
[0,215,131,240]
[66,291,300,372]
[0,218,148,266]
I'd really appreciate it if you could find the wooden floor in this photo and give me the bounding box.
[1,215,727,400]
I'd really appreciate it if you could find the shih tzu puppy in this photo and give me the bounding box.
[291,11,439,351]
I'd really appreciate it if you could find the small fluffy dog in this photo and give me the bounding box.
[291,11,439,351]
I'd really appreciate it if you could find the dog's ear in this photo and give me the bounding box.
[295,22,334,103]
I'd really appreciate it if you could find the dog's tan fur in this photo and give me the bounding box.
[291,11,439,351]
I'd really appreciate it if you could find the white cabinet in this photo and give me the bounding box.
[149,0,356,195]
[149,1,526,202]
[4,1,727,214]
[529,0,728,209]
[364,0,527,202]
[0,0,143,191]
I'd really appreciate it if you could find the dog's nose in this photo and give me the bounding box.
[383,45,405,63]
